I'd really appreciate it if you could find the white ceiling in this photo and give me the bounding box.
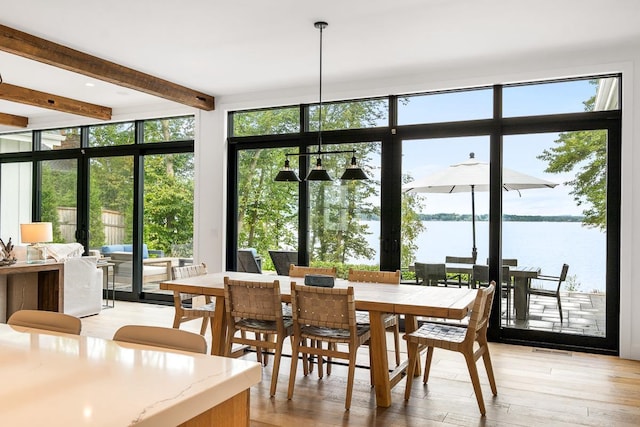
[1,0,639,132]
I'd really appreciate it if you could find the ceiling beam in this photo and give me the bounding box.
[0,24,215,111]
[0,111,28,127]
[0,82,112,120]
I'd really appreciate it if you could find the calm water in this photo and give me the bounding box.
[351,220,607,292]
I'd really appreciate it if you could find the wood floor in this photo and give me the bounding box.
[81,301,640,427]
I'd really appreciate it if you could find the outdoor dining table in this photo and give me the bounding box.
[160,270,477,408]
[445,263,541,320]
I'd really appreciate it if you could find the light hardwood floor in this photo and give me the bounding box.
[82,301,640,427]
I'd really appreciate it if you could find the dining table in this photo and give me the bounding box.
[445,263,541,320]
[160,270,477,408]
[0,323,261,426]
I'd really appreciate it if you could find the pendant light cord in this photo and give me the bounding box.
[315,21,327,155]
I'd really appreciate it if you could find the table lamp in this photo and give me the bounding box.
[20,222,53,264]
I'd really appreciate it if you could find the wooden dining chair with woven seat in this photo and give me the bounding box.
[287,283,371,410]
[113,325,207,354]
[404,283,498,416]
[348,268,402,367]
[287,265,337,375]
[223,277,293,397]
[170,263,214,337]
[7,309,82,335]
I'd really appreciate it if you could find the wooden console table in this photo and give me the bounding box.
[0,261,64,322]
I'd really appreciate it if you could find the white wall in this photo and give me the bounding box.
[195,43,639,360]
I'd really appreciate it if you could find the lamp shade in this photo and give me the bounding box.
[20,222,53,244]
[305,158,333,181]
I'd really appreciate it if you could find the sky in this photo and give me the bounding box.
[399,79,598,217]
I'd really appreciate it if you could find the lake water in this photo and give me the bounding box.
[350,220,607,292]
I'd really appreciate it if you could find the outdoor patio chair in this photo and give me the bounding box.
[237,248,262,273]
[223,277,293,397]
[414,262,450,286]
[445,255,475,286]
[404,283,497,415]
[287,283,370,410]
[113,324,207,354]
[7,309,81,335]
[268,250,298,275]
[472,264,512,320]
[527,263,569,323]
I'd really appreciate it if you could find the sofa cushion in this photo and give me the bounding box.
[101,244,149,259]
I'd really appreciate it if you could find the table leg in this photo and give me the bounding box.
[211,295,228,356]
[515,276,528,320]
[368,310,391,407]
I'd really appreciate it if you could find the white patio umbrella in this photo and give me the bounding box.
[402,152,557,261]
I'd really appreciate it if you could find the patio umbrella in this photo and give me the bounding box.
[402,152,557,261]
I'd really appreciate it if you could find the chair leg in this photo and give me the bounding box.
[557,294,563,324]
[423,346,434,384]
[287,336,300,400]
[404,341,419,401]
[481,346,498,396]
[316,340,324,379]
[393,318,401,366]
[345,345,356,410]
[269,337,284,397]
[463,351,487,416]
[199,317,208,335]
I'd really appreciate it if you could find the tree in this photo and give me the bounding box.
[233,100,425,269]
[538,82,607,230]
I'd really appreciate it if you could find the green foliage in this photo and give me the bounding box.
[401,174,426,268]
[537,82,607,230]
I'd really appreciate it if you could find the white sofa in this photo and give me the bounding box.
[13,244,103,318]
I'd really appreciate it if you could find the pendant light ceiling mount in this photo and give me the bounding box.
[274,21,368,183]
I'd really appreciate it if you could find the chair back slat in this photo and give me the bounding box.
[446,255,476,264]
[172,262,207,280]
[290,283,354,330]
[289,265,337,278]
[224,278,282,322]
[466,282,496,337]
[348,268,401,284]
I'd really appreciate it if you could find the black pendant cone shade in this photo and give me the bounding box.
[340,155,368,180]
[305,157,332,181]
[274,159,301,182]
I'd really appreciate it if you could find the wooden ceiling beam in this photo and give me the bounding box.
[0,82,112,120]
[0,24,215,111]
[0,111,28,128]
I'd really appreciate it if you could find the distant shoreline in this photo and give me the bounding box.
[362,214,584,222]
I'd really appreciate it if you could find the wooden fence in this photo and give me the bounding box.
[57,207,125,245]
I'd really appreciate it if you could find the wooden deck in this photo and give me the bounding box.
[81,299,637,426]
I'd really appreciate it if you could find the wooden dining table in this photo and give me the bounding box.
[445,263,541,320]
[160,271,477,408]
[0,323,261,426]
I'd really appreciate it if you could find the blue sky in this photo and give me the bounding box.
[400,80,598,217]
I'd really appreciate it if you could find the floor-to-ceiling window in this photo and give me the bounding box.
[0,116,195,304]
[227,75,621,354]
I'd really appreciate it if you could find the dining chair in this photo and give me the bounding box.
[445,255,475,286]
[113,324,208,354]
[414,262,452,287]
[288,264,337,278]
[7,309,82,335]
[223,276,293,397]
[472,264,512,320]
[288,264,338,375]
[404,282,497,415]
[268,250,298,275]
[348,268,402,368]
[527,263,569,323]
[287,283,370,410]
[170,263,214,336]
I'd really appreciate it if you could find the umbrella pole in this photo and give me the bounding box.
[471,185,477,262]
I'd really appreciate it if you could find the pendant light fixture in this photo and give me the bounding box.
[274,21,368,183]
